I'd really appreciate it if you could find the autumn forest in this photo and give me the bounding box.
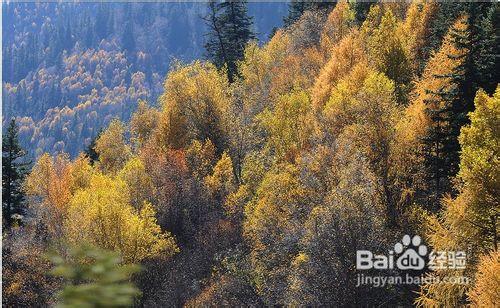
[2,1,499,307]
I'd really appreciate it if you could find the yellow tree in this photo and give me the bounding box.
[64,173,178,263]
[457,88,499,250]
[239,34,290,110]
[94,119,131,175]
[130,100,159,148]
[320,0,355,53]
[204,152,236,204]
[239,29,321,115]
[117,156,154,209]
[224,151,270,224]
[69,154,94,193]
[24,153,74,239]
[244,164,313,305]
[260,88,314,162]
[235,33,320,177]
[157,61,231,152]
[366,10,411,103]
[319,60,402,225]
[467,250,499,307]
[399,1,438,75]
[311,32,366,111]
[185,139,217,182]
[286,134,391,306]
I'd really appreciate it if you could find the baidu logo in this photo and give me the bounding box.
[357,235,428,270]
[356,235,468,287]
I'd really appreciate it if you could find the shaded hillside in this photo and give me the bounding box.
[2,2,287,157]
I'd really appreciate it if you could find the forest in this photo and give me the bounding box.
[2,1,287,157]
[2,1,499,307]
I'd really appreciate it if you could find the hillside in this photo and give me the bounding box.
[2,1,499,307]
[2,2,287,157]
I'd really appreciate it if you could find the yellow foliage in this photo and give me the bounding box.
[323,65,398,140]
[468,250,500,307]
[260,88,314,162]
[366,10,411,102]
[239,32,291,104]
[312,32,367,110]
[95,119,131,175]
[240,30,322,112]
[391,97,429,205]
[130,100,159,148]
[292,252,309,268]
[360,4,383,37]
[417,88,500,307]
[157,61,230,150]
[25,153,73,238]
[413,16,466,113]
[69,154,94,193]
[458,88,500,225]
[224,184,251,221]
[25,153,55,201]
[244,164,312,303]
[64,173,178,263]
[185,139,217,181]
[400,1,438,73]
[117,156,154,209]
[320,0,355,52]
[390,16,466,209]
[204,152,236,201]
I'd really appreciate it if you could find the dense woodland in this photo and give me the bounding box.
[2,2,287,157]
[2,1,499,307]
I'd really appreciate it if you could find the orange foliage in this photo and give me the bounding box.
[311,31,367,111]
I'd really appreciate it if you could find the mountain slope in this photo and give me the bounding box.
[2,2,288,157]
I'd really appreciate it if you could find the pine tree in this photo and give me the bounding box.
[423,85,459,207]
[84,16,94,48]
[424,2,465,56]
[469,3,498,95]
[423,4,497,205]
[283,0,336,27]
[422,16,467,207]
[64,19,73,51]
[352,1,373,25]
[122,7,135,52]
[203,0,255,83]
[84,129,102,166]
[2,119,30,228]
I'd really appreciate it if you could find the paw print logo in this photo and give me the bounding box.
[395,235,427,270]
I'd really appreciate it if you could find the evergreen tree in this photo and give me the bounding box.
[64,19,73,51]
[84,16,94,48]
[122,20,136,52]
[422,17,467,207]
[50,245,140,307]
[2,119,30,228]
[283,0,336,27]
[424,2,465,56]
[423,4,498,204]
[122,4,135,53]
[352,1,373,25]
[84,129,102,166]
[423,85,459,207]
[475,4,499,95]
[94,4,109,40]
[453,3,486,105]
[203,0,255,83]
